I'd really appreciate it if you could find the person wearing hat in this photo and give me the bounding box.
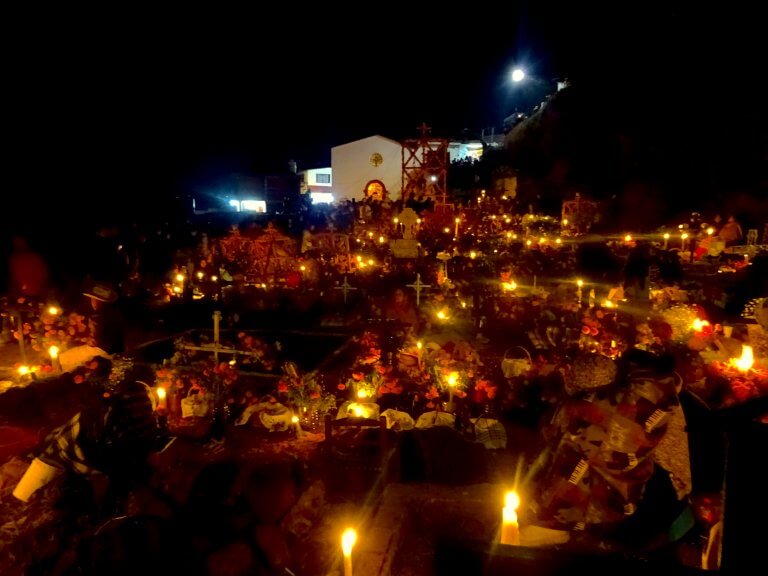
[83,281,126,355]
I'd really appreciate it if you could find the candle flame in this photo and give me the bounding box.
[624,234,632,242]
[352,405,365,417]
[447,372,459,387]
[576,279,584,287]
[730,345,754,373]
[196,271,204,280]
[175,273,184,282]
[502,281,517,291]
[291,415,299,424]
[341,528,357,556]
[692,318,710,332]
[48,345,60,359]
[663,233,670,239]
[357,389,368,399]
[48,306,60,315]
[156,387,167,400]
[417,340,423,350]
[18,365,30,376]
[505,491,520,511]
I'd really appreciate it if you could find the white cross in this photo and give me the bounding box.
[334,275,358,304]
[406,273,432,306]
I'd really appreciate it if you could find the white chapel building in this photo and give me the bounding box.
[330,135,402,202]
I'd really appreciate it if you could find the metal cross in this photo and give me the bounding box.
[406,273,432,306]
[334,275,358,304]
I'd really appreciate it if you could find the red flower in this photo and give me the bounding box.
[74,375,84,384]
[337,383,347,391]
[277,382,288,392]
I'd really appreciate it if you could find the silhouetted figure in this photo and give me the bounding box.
[7,235,50,300]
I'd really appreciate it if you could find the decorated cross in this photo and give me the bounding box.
[334,275,358,304]
[406,273,432,306]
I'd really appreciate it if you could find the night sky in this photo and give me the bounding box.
[4,3,765,225]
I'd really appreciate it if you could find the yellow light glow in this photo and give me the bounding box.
[539,237,546,243]
[707,227,714,235]
[48,345,59,359]
[379,236,385,244]
[300,265,306,271]
[730,345,754,373]
[18,365,30,375]
[692,318,710,332]
[196,271,204,280]
[447,372,459,387]
[229,359,236,366]
[48,306,60,315]
[417,340,423,350]
[444,227,451,234]
[368,232,374,238]
[175,274,184,282]
[505,491,520,511]
[526,240,532,246]
[416,218,422,224]
[172,286,182,294]
[367,259,374,266]
[461,301,467,308]
[502,281,517,291]
[341,528,357,556]
[506,232,512,239]
[393,217,399,224]
[602,300,615,308]
[555,238,562,244]
[357,389,368,399]
[291,415,299,424]
[437,310,448,320]
[681,233,689,240]
[576,279,584,287]
[211,275,218,282]
[563,218,569,226]
[157,387,167,400]
[663,233,670,239]
[624,234,632,242]
[678,224,684,230]
[352,405,365,417]
[356,255,363,262]
[470,251,477,259]
[513,234,518,240]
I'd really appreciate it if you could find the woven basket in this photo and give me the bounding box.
[501,346,532,378]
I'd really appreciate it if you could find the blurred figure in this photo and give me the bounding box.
[7,235,50,300]
[84,281,126,355]
[718,215,743,246]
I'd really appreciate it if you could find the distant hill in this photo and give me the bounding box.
[504,82,768,231]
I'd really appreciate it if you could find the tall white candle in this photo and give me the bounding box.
[500,491,520,545]
[341,528,357,576]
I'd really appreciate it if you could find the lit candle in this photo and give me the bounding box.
[730,345,754,374]
[417,340,423,369]
[576,279,584,307]
[663,232,670,250]
[455,217,460,238]
[48,345,61,371]
[447,371,458,407]
[291,414,301,437]
[341,528,357,576]
[156,386,168,412]
[588,288,596,308]
[500,491,520,545]
[681,232,689,251]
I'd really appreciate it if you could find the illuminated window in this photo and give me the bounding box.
[315,173,331,184]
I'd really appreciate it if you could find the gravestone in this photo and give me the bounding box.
[391,208,420,258]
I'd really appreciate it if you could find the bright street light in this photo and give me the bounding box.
[511,68,525,82]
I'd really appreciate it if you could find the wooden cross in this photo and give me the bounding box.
[334,275,357,304]
[406,273,432,306]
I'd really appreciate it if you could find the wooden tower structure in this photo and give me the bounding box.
[401,123,450,206]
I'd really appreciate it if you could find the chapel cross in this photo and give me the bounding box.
[334,275,358,304]
[406,273,432,306]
